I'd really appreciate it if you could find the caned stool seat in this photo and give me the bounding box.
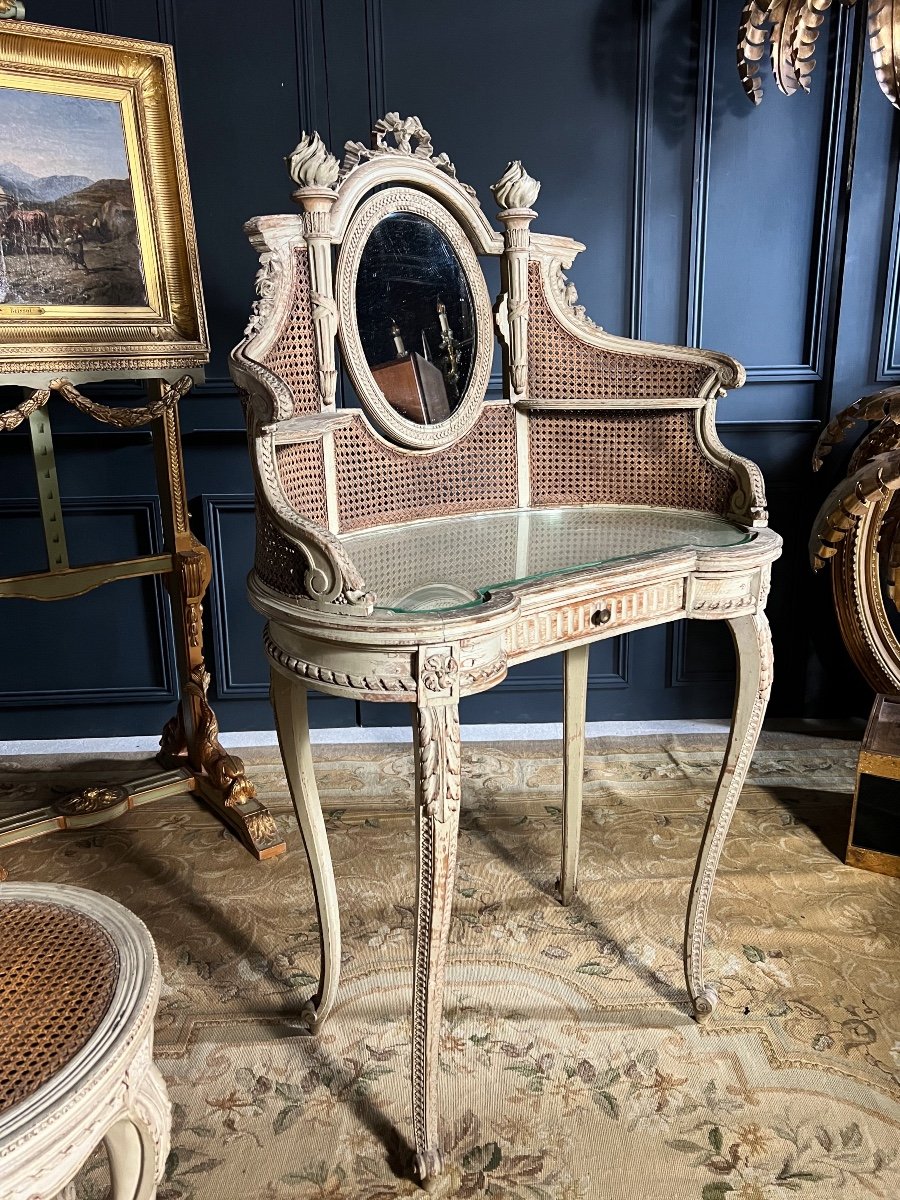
[0,883,170,1200]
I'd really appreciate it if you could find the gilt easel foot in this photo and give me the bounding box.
[690,986,718,1023]
[159,670,287,860]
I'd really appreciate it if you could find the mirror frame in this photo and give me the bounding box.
[336,186,493,449]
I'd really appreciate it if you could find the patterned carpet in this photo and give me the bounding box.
[1,733,899,1200]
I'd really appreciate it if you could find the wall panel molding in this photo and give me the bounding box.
[0,496,176,707]
[878,157,900,380]
[364,0,386,127]
[629,0,653,341]
[688,0,853,383]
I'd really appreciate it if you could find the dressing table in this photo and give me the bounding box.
[229,113,781,1190]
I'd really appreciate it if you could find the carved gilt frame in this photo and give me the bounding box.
[336,185,494,448]
[0,20,207,382]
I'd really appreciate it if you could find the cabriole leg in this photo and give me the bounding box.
[559,643,589,905]
[685,612,773,1022]
[271,668,340,1031]
[410,702,461,1192]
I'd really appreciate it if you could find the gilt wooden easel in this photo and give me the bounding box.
[0,375,286,860]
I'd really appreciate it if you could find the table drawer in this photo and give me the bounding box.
[508,576,686,658]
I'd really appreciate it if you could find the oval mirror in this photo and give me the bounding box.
[356,212,475,424]
[337,187,492,448]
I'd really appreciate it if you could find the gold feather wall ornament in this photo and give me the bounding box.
[737,0,900,111]
[869,0,900,106]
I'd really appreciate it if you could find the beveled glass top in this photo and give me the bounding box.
[339,506,753,613]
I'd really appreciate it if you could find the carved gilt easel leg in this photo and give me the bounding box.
[410,701,461,1192]
[685,612,773,1022]
[270,669,341,1030]
[558,643,589,905]
[151,388,285,860]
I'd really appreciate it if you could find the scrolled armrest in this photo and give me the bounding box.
[251,424,371,609]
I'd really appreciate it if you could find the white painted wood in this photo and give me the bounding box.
[0,883,169,1200]
[410,702,461,1191]
[229,112,786,1188]
[560,643,590,906]
[684,612,773,1021]
[270,667,341,1030]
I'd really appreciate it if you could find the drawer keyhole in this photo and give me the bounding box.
[592,605,612,626]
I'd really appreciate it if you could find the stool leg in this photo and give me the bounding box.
[410,702,461,1192]
[105,1062,170,1199]
[271,668,341,1032]
[685,612,773,1022]
[559,644,589,906]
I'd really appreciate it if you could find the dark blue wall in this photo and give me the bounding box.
[1,0,891,736]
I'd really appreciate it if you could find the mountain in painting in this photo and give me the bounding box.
[0,161,94,202]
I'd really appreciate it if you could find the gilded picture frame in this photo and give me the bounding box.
[0,20,208,381]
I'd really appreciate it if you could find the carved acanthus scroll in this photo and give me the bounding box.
[244,251,282,339]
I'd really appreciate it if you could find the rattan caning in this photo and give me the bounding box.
[276,440,329,527]
[0,901,119,1115]
[529,410,733,513]
[333,406,518,532]
[527,263,713,399]
[262,248,321,416]
[254,499,312,597]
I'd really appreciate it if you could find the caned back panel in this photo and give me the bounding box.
[254,500,311,596]
[261,248,321,416]
[529,410,733,513]
[276,440,329,526]
[333,406,518,531]
[0,901,118,1114]
[527,262,713,399]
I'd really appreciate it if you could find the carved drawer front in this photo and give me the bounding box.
[686,572,757,618]
[509,576,686,658]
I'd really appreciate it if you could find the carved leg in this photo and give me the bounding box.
[410,702,461,1192]
[270,668,340,1031]
[558,644,589,905]
[104,1063,169,1200]
[685,612,773,1022]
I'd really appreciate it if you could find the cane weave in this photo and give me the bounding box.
[262,248,320,417]
[529,410,733,513]
[254,500,312,597]
[276,440,329,527]
[527,263,713,399]
[0,900,119,1115]
[333,406,518,532]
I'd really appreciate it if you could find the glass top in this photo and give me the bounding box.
[339,506,753,613]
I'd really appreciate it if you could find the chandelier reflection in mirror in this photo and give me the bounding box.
[355,211,476,425]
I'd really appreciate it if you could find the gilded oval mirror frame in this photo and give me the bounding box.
[336,186,493,449]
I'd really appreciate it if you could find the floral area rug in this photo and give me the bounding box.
[1,733,899,1200]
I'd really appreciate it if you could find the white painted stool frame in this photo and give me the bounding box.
[0,883,170,1200]
[229,114,782,1190]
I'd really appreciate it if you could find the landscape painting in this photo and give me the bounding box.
[0,85,147,309]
